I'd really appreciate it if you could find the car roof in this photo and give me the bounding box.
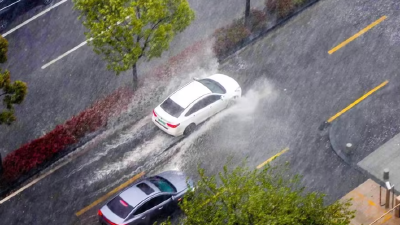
[119,180,161,207]
[170,81,211,108]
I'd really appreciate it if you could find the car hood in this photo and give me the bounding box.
[157,170,193,193]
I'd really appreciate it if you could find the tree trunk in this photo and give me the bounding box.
[132,64,138,91]
[244,0,251,28]
[0,153,3,176]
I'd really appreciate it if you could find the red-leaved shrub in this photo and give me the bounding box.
[2,86,134,182]
[213,20,251,59]
[2,125,76,181]
[153,39,208,80]
[248,9,268,32]
[277,0,294,19]
[265,0,277,13]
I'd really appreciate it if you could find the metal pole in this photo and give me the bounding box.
[0,152,2,176]
[383,169,390,208]
[385,188,390,208]
[244,0,251,28]
[380,186,385,206]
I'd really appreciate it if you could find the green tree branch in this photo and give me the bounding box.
[73,0,195,90]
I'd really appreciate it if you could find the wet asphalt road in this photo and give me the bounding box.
[0,0,265,155]
[3,0,400,224]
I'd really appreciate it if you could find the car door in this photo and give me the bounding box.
[193,95,224,122]
[184,97,210,124]
[154,194,174,217]
[125,195,167,225]
[205,94,225,118]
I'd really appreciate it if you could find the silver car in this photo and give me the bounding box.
[98,170,193,225]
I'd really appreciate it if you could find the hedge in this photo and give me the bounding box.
[2,87,134,182]
[213,9,268,59]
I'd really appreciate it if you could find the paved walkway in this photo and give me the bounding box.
[341,179,400,225]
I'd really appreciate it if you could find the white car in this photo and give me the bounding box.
[152,74,242,136]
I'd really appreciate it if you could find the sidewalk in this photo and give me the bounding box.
[358,132,400,196]
[341,179,400,225]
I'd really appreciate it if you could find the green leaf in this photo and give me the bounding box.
[73,0,195,86]
[160,162,355,225]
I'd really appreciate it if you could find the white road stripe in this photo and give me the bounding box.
[0,127,109,204]
[41,38,92,69]
[41,16,130,69]
[2,0,68,37]
[0,159,70,204]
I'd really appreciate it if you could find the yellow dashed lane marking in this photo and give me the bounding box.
[256,148,289,169]
[75,172,145,217]
[327,80,388,123]
[328,16,387,54]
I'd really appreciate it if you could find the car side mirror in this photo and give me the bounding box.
[221,95,226,100]
[193,77,200,81]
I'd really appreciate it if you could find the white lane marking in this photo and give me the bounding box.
[41,16,130,69]
[41,38,92,69]
[2,0,68,37]
[0,0,22,12]
[0,126,107,205]
[0,158,70,204]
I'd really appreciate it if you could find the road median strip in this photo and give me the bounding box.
[75,171,145,217]
[328,16,387,54]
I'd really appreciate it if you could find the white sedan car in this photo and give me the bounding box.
[152,74,242,136]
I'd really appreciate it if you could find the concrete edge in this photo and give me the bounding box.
[218,0,321,66]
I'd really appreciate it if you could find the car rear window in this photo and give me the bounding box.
[148,176,177,193]
[160,98,184,118]
[197,79,226,94]
[107,196,134,219]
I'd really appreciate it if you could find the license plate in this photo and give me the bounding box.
[158,118,166,125]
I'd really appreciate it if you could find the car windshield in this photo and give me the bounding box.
[197,79,226,94]
[148,176,177,193]
[107,196,134,219]
[160,98,185,118]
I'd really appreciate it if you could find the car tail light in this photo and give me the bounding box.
[98,210,103,216]
[153,110,157,117]
[120,199,129,207]
[167,123,180,128]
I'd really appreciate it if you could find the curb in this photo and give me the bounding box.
[218,0,320,64]
[0,128,105,199]
[327,120,384,190]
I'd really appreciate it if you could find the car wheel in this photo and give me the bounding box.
[0,19,8,33]
[42,0,53,5]
[183,123,196,136]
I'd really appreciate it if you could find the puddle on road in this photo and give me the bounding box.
[152,77,284,174]
[86,134,173,187]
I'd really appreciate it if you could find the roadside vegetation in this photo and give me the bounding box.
[214,0,314,60]
[0,38,208,192]
[163,163,355,224]
[72,0,195,90]
[0,36,27,126]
